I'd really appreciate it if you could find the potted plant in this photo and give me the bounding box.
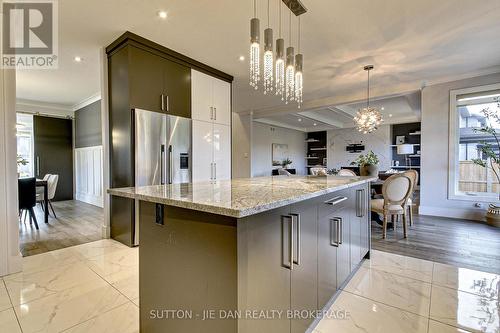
[471,102,500,227]
[281,158,293,169]
[351,151,379,177]
[17,154,29,178]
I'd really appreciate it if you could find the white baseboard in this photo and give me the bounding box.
[101,225,109,239]
[419,205,486,222]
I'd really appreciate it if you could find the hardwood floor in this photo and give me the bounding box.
[371,214,500,274]
[19,200,104,257]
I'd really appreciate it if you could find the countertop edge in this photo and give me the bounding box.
[107,177,377,218]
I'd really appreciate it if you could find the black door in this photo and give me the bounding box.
[33,115,73,201]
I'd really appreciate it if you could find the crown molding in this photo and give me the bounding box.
[16,99,74,117]
[71,92,101,111]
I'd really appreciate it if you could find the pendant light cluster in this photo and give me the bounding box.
[250,0,306,108]
[354,65,384,134]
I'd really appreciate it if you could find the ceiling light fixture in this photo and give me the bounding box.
[249,0,260,89]
[263,0,274,94]
[239,55,245,61]
[297,118,302,122]
[313,123,317,126]
[353,65,383,134]
[74,56,82,62]
[158,11,167,19]
[249,0,307,107]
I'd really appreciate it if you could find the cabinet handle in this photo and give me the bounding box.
[330,218,340,247]
[356,190,362,217]
[214,107,217,120]
[282,215,293,270]
[291,213,300,266]
[324,196,347,206]
[161,94,165,111]
[210,163,213,180]
[214,162,217,180]
[210,107,213,120]
[339,217,343,244]
[361,189,366,217]
[166,95,170,112]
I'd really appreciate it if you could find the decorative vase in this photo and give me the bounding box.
[486,204,500,228]
[360,165,378,177]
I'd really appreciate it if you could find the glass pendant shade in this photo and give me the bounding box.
[275,38,285,100]
[250,18,260,89]
[295,53,303,108]
[285,46,295,104]
[263,28,274,94]
[354,65,383,133]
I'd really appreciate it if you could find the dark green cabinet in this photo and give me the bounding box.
[129,47,191,118]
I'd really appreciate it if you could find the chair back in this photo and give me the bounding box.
[47,174,59,200]
[403,170,418,193]
[277,168,292,176]
[18,177,37,209]
[311,167,327,176]
[42,174,51,181]
[338,169,357,176]
[382,174,412,207]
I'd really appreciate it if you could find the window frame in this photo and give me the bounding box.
[448,83,500,203]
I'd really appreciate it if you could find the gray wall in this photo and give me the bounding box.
[75,100,102,148]
[232,113,252,178]
[327,125,392,171]
[251,122,306,177]
[420,72,500,220]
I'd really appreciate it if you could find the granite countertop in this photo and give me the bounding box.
[107,176,378,218]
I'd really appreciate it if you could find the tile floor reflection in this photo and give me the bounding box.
[0,241,498,332]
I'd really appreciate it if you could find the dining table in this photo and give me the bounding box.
[36,179,49,224]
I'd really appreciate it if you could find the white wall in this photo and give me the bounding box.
[420,72,500,221]
[327,125,392,171]
[252,122,306,177]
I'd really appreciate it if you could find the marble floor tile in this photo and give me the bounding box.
[4,261,103,306]
[344,266,432,316]
[313,292,429,333]
[433,263,500,300]
[84,247,138,277]
[62,301,139,333]
[102,266,139,301]
[0,279,13,312]
[428,320,473,333]
[21,246,84,275]
[14,279,129,333]
[430,285,499,333]
[0,308,22,333]
[72,239,130,259]
[362,250,434,283]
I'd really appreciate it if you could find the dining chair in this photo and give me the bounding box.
[338,169,357,176]
[277,168,292,176]
[370,174,412,239]
[311,167,327,176]
[38,174,59,218]
[36,174,51,203]
[18,177,39,230]
[402,170,419,226]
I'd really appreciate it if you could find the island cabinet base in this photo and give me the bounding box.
[138,183,370,333]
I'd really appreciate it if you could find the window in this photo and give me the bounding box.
[16,113,34,178]
[449,84,500,202]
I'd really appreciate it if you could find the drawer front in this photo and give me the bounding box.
[318,189,350,218]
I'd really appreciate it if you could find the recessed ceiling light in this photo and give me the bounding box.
[381,107,385,111]
[297,118,302,122]
[239,55,245,61]
[74,56,82,62]
[313,123,317,126]
[158,11,167,19]
[389,114,393,118]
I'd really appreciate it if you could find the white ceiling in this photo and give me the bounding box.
[15,0,500,113]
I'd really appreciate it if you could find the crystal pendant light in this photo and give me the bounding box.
[275,0,285,100]
[353,65,383,134]
[250,0,260,89]
[295,16,303,108]
[285,11,295,104]
[263,0,274,94]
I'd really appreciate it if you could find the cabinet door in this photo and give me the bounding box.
[238,207,292,333]
[129,47,165,113]
[192,120,213,182]
[336,209,351,288]
[318,211,338,309]
[290,202,318,333]
[191,69,213,122]
[163,59,191,118]
[350,187,362,271]
[212,77,231,126]
[213,123,231,180]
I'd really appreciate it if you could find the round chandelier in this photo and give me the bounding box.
[354,65,383,134]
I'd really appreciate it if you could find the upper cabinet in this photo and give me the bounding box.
[129,46,191,118]
[191,69,231,126]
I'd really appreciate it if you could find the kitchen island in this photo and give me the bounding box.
[108,175,376,333]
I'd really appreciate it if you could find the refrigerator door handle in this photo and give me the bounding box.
[168,145,173,184]
[160,145,166,185]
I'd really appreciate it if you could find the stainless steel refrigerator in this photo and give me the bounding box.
[133,109,192,245]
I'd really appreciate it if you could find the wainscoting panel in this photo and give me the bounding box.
[75,146,103,207]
